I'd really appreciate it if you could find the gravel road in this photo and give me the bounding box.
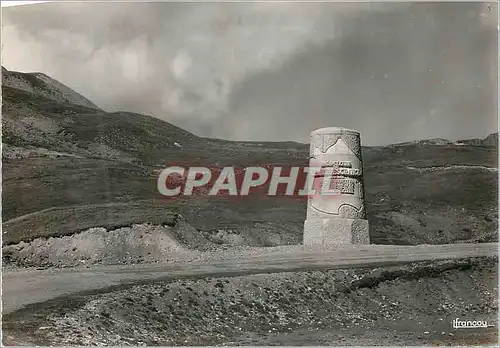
[3,242,497,315]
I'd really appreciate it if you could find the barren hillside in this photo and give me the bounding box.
[2,68,498,253]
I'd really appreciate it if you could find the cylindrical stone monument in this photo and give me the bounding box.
[303,127,370,245]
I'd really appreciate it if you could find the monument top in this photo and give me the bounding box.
[310,127,359,135]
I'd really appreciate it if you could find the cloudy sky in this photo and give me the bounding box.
[1,2,497,145]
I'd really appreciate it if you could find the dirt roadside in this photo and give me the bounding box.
[2,256,498,346]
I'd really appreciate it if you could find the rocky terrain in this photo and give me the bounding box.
[457,133,499,147]
[3,257,497,346]
[2,68,498,346]
[2,67,100,110]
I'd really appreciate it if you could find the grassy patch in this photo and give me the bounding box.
[2,201,182,245]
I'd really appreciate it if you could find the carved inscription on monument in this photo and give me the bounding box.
[315,160,358,195]
[329,178,355,195]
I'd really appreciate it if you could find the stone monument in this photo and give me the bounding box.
[303,127,370,245]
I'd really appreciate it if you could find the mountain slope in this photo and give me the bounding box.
[2,66,100,110]
[2,69,498,247]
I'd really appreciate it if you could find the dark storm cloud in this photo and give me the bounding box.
[228,3,498,145]
[2,2,497,145]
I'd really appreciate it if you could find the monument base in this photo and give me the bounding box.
[303,218,370,245]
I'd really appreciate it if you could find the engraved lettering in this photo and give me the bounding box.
[329,178,355,194]
[337,168,361,176]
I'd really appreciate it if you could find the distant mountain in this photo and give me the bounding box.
[456,132,498,147]
[2,66,100,110]
[391,138,455,147]
[392,134,498,147]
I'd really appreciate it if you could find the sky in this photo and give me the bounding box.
[1,1,51,7]
[1,2,498,145]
